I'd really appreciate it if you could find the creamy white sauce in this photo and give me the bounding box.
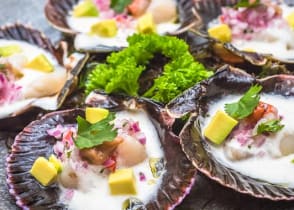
[0,39,67,117]
[208,3,294,60]
[60,110,165,210]
[201,94,294,187]
[67,0,180,50]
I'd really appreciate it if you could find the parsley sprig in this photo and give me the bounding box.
[74,113,117,149]
[225,85,262,120]
[257,119,284,135]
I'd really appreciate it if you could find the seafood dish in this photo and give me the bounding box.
[207,0,294,61]
[45,0,190,52]
[167,66,294,199]
[0,24,87,121]
[6,92,196,209]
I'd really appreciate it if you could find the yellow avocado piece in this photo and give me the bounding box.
[90,20,118,37]
[26,54,54,73]
[73,0,99,17]
[85,107,109,124]
[0,45,22,57]
[137,12,157,34]
[208,24,232,43]
[108,168,137,195]
[49,154,62,173]
[30,157,58,186]
[204,110,238,145]
[286,12,294,28]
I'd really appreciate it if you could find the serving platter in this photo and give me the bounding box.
[1,0,294,209]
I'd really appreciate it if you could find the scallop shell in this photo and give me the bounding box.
[186,0,294,72]
[167,65,294,200]
[44,0,200,52]
[6,92,196,210]
[0,23,89,130]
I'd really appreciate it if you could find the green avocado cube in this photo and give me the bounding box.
[136,12,156,34]
[73,1,99,17]
[90,19,118,37]
[0,45,22,57]
[204,110,238,145]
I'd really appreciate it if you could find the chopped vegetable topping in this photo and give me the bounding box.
[75,113,117,149]
[85,34,212,103]
[235,0,260,8]
[110,0,132,13]
[257,119,284,135]
[0,73,21,105]
[149,157,165,178]
[225,85,262,120]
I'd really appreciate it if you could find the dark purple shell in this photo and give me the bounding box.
[167,65,294,200]
[7,93,197,210]
[0,23,88,130]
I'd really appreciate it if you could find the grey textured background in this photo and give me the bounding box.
[0,0,294,210]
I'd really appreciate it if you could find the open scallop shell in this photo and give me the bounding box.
[0,23,88,129]
[6,92,196,210]
[167,65,294,200]
[44,0,200,52]
[186,0,294,72]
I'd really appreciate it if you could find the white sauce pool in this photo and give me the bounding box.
[0,40,66,118]
[60,109,165,210]
[201,94,294,187]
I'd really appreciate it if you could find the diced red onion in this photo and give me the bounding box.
[139,172,146,182]
[0,73,21,105]
[47,124,64,139]
[62,189,74,201]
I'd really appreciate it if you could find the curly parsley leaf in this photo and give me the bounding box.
[110,0,132,13]
[257,119,284,135]
[75,113,117,149]
[85,34,212,103]
[235,0,260,8]
[225,85,262,120]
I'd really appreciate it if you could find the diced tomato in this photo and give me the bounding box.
[246,101,277,124]
[128,0,150,17]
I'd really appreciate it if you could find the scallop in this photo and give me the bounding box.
[6,92,196,209]
[167,65,294,200]
[44,0,199,52]
[0,23,88,130]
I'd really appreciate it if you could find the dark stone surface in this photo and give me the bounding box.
[0,0,294,210]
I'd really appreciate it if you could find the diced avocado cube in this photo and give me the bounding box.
[204,110,238,145]
[85,107,109,124]
[90,19,118,37]
[30,157,58,186]
[26,54,54,73]
[49,154,62,173]
[286,12,294,28]
[208,24,232,43]
[137,12,156,34]
[73,1,99,17]
[0,45,22,57]
[108,168,137,195]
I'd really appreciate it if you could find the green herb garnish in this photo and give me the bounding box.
[110,0,132,13]
[235,0,260,8]
[0,64,6,70]
[257,119,284,135]
[225,85,262,120]
[74,113,117,149]
[85,34,212,103]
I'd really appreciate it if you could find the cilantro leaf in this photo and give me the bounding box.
[235,0,260,8]
[225,85,262,120]
[110,0,132,13]
[75,113,117,149]
[257,119,284,135]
